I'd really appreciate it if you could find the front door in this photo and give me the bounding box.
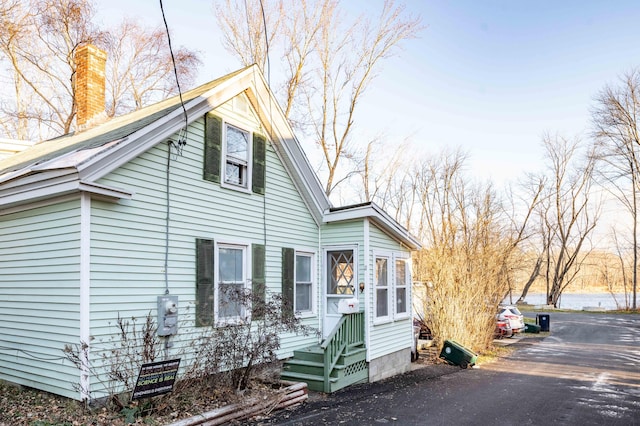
[324,248,357,337]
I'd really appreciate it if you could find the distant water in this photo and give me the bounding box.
[503,293,632,310]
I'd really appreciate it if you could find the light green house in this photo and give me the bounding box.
[0,55,421,400]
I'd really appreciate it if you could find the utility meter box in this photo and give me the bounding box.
[338,298,359,314]
[157,295,178,336]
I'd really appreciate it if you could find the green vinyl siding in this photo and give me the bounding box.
[321,219,366,293]
[367,222,413,361]
[91,96,319,371]
[369,223,405,252]
[322,219,413,362]
[0,200,81,399]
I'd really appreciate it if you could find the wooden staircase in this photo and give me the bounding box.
[281,312,368,393]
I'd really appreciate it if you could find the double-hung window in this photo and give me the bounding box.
[374,253,410,322]
[224,124,249,188]
[203,113,266,195]
[395,257,410,318]
[374,255,391,320]
[295,252,314,314]
[218,244,247,320]
[196,239,265,326]
[282,248,315,316]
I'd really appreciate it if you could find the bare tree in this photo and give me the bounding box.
[215,0,283,72]
[0,0,103,139]
[591,69,640,310]
[359,138,418,228]
[540,134,599,307]
[505,174,546,303]
[0,0,201,140]
[214,0,422,197]
[410,149,537,351]
[600,228,633,309]
[0,0,31,139]
[103,20,201,117]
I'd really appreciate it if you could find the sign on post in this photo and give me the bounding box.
[131,358,181,400]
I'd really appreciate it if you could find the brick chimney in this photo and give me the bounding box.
[75,44,107,130]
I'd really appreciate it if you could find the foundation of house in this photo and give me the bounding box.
[368,348,411,382]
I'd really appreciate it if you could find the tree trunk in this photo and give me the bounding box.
[517,255,543,303]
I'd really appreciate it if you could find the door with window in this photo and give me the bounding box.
[324,248,357,337]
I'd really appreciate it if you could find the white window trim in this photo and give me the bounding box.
[393,254,411,320]
[294,249,316,318]
[221,120,253,193]
[323,245,359,316]
[214,240,251,323]
[373,251,392,324]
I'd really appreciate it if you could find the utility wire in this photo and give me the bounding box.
[158,0,188,296]
[244,0,255,63]
[159,0,188,137]
[258,0,270,84]
[257,0,271,250]
[0,346,67,362]
[163,142,172,295]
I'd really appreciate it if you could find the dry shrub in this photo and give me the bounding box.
[410,149,531,353]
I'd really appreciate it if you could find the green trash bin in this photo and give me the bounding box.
[439,340,478,369]
[524,323,541,333]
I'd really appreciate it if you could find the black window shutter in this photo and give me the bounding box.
[282,247,295,316]
[196,238,214,327]
[252,133,266,194]
[204,113,222,183]
[252,243,266,319]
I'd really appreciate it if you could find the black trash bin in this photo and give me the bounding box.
[536,314,550,332]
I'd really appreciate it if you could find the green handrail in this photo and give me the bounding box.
[320,312,365,392]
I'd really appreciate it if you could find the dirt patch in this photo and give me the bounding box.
[0,379,287,426]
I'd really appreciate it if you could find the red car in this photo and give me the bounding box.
[495,319,513,338]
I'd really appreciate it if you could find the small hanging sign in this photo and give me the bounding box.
[131,358,181,400]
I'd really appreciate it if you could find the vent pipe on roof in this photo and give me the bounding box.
[74,44,107,131]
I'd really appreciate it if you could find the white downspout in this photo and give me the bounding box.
[79,193,91,401]
[363,218,371,362]
[318,223,323,340]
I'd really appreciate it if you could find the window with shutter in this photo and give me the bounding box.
[203,113,267,195]
[198,238,263,325]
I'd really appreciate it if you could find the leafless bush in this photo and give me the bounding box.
[64,312,161,410]
[63,287,316,423]
[411,150,535,352]
[181,285,317,392]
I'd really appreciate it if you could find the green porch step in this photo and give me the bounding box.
[279,370,337,392]
[282,355,363,378]
[280,367,368,393]
[282,359,324,376]
[290,345,323,362]
[291,344,367,364]
[281,344,369,393]
[282,312,368,393]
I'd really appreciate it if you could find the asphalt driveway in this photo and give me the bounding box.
[250,312,640,425]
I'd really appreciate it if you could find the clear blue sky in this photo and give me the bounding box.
[98,0,640,186]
